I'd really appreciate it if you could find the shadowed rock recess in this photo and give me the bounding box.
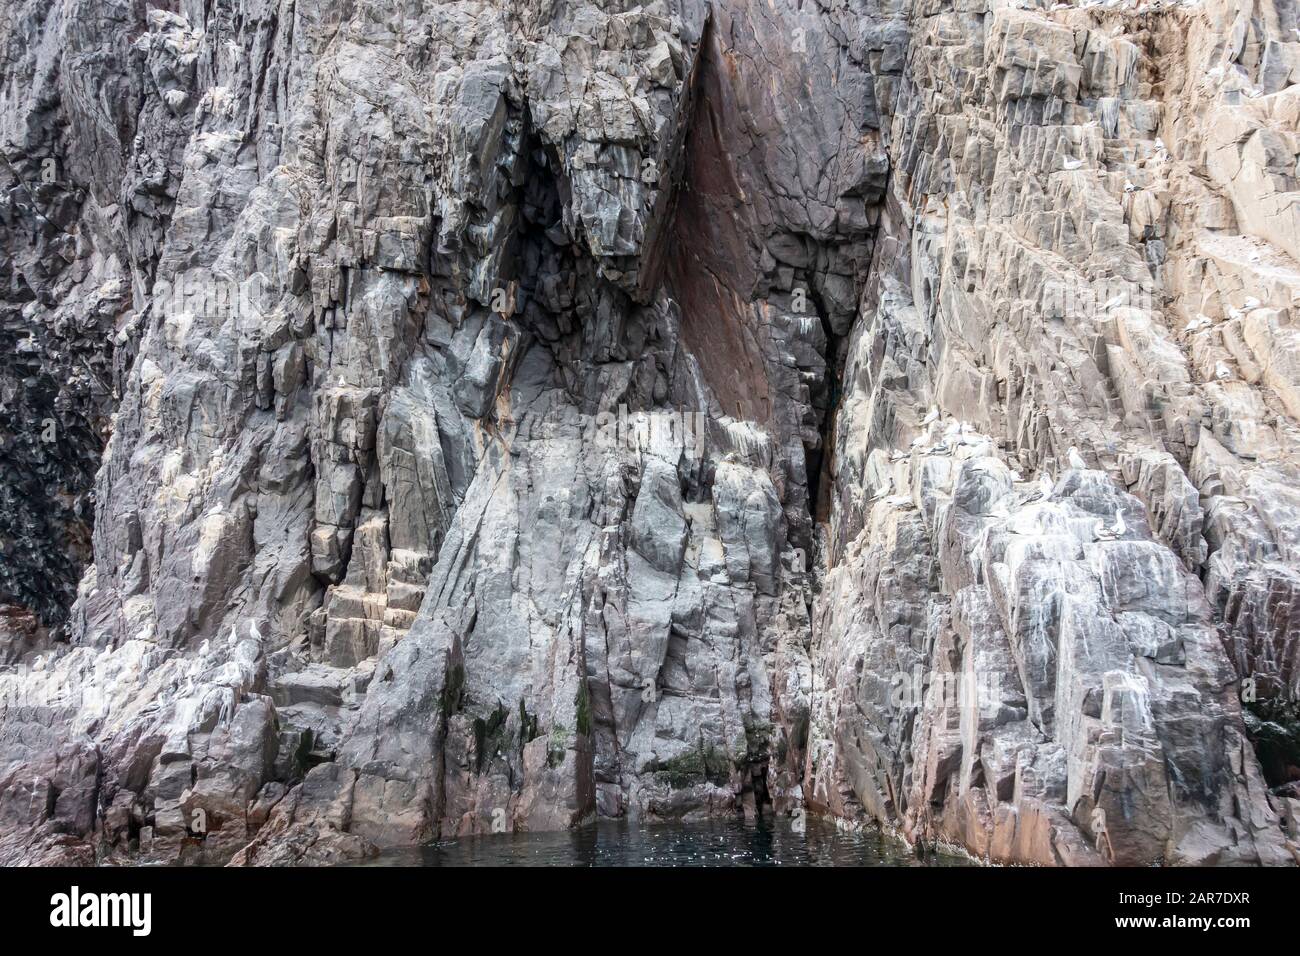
[1,0,1299,866]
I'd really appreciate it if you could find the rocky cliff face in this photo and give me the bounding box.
[1,0,1298,866]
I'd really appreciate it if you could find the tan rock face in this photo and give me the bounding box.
[804,0,1300,865]
[1,0,1298,866]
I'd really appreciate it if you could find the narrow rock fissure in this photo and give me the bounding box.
[804,279,848,531]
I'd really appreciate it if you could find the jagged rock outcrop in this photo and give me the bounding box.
[1,0,1298,866]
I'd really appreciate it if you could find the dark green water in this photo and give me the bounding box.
[369,818,974,867]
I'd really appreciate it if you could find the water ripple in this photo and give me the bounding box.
[367,818,975,867]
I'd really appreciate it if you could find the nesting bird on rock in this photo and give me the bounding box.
[1093,508,1126,541]
[1067,446,1088,470]
[921,406,940,426]
[1020,472,1051,504]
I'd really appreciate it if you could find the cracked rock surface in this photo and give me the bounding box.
[2,0,1299,866]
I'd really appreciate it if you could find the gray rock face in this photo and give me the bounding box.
[1,0,1299,867]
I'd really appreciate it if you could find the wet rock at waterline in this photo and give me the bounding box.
[2,0,1299,867]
